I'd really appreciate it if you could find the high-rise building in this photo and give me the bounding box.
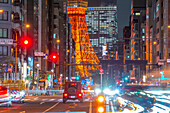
[85,0,118,60]
[123,26,131,60]
[0,0,25,80]
[130,0,146,60]
[146,0,170,67]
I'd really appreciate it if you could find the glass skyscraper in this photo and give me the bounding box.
[85,6,118,59]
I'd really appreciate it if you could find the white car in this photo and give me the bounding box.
[10,90,25,103]
[0,86,12,107]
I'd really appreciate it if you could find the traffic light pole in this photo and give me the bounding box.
[100,73,103,90]
[15,31,18,81]
[32,50,35,89]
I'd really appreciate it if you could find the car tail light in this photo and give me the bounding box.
[71,83,75,86]
[64,93,68,97]
[78,93,82,97]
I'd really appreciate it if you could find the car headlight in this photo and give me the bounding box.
[103,88,111,95]
[95,89,101,95]
[115,89,119,94]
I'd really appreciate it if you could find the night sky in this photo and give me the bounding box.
[117,0,131,38]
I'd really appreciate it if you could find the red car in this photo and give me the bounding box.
[63,82,84,103]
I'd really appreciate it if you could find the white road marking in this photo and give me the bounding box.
[42,102,60,113]
[34,97,38,100]
[49,99,55,101]
[24,99,31,101]
[40,102,45,104]
[42,99,48,101]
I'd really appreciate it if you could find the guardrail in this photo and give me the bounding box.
[25,90,64,96]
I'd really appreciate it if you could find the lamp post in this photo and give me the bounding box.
[14,24,30,81]
[36,64,39,89]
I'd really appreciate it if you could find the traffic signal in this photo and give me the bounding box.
[20,37,32,48]
[124,76,128,81]
[87,86,91,91]
[49,52,59,62]
[76,76,80,81]
[124,75,129,82]
[95,95,105,113]
[116,80,120,85]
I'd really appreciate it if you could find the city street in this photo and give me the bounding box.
[0,88,170,113]
[0,96,92,113]
[1,0,170,113]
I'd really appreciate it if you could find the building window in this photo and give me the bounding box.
[0,0,8,3]
[0,28,8,38]
[0,46,8,56]
[0,11,8,21]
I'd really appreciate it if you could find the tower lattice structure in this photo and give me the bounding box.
[67,0,100,77]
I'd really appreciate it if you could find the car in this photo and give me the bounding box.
[10,90,25,103]
[0,86,12,107]
[63,82,84,103]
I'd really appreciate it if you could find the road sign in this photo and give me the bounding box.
[0,39,13,45]
[34,52,44,56]
[167,59,170,63]
[158,59,166,65]
[130,77,135,79]
[99,68,104,73]
[54,79,57,83]
[72,77,76,79]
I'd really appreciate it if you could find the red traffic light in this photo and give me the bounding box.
[50,52,59,62]
[53,55,57,59]
[24,40,29,45]
[20,37,32,48]
[116,80,120,84]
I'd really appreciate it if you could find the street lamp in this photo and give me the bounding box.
[25,24,30,28]
[14,24,30,81]
[168,25,170,28]
[0,9,3,13]
[56,39,60,43]
[153,41,157,45]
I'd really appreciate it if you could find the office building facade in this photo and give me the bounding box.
[0,0,25,80]
[85,6,118,60]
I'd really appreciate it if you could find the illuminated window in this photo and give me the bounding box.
[0,28,8,38]
[0,46,8,56]
[135,13,140,15]
[0,0,8,3]
[0,11,8,21]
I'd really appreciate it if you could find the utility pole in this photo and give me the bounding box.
[32,50,35,89]
[15,31,18,81]
[38,0,42,70]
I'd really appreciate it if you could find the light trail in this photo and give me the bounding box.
[145,91,170,94]
[154,103,170,111]
[151,106,165,113]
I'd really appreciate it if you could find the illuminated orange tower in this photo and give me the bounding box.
[67,0,100,77]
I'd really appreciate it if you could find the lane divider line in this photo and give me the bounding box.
[40,102,45,104]
[42,102,60,113]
